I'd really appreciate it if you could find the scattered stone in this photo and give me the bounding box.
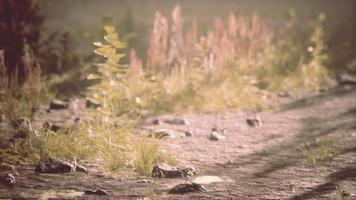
[13,128,28,139]
[149,129,187,139]
[0,173,15,187]
[11,118,31,129]
[49,99,69,110]
[85,98,101,109]
[42,121,63,132]
[337,73,356,85]
[246,116,262,127]
[184,130,193,137]
[209,130,226,141]
[152,163,196,178]
[74,117,81,123]
[0,163,16,171]
[35,158,76,173]
[193,176,223,184]
[137,179,153,183]
[145,118,161,125]
[341,190,351,198]
[168,183,207,194]
[277,91,291,98]
[164,118,189,125]
[84,188,108,196]
[75,165,89,174]
[151,118,161,125]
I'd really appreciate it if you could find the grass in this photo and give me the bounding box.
[0,9,338,177]
[297,136,338,165]
[132,136,176,176]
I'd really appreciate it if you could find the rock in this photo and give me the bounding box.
[42,121,63,132]
[49,99,69,110]
[184,130,193,137]
[74,117,81,123]
[151,118,161,125]
[0,163,16,171]
[11,118,31,129]
[13,128,28,139]
[341,190,351,198]
[144,118,161,125]
[35,158,76,173]
[137,179,153,183]
[152,163,196,178]
[246,116,262,127]
[149,129,187,139]
[168,183,207,194]
[76,165,89,174]
[277,91,291,98]
[0,173,15,187]
[337,73,356,85]
[85,98,101,109]
[209,130,226,141]
[164,118,189,125]
[84,188,108,195]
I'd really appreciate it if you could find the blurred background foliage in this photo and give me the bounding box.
[0,0,355,106]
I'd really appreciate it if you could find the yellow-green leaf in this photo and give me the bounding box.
[94,47,116,57]
[104,25,115,34]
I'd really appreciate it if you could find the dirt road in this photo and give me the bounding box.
[1,86,355,199]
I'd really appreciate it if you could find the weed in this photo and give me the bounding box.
[132,136,175,176]
[297,136,338,165]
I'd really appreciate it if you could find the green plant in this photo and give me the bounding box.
[132,136,175,176]
[297,136,337,165]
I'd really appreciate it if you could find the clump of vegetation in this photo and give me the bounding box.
[124,5,332,114]
[132,137,175,176]
[0,26,170,176]
[0,47,42,121]
[297,136,338,165]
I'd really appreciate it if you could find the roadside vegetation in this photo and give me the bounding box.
[0,2,353,175]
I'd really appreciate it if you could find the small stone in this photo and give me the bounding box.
[246,116,262,127]
[149,129,187,139]
[341,190,351,198]
[152,163,196,178]
[0,173,15,187]
[35,158,76,173]
[74,117,81,123]
[137,179,153,183]
[152,118,161,125]
[13,129,28,139]
[168,183,207,194]
[164,118,189,125]
[49,99,69,110]
[42,121,63,132]
[184,130,193,137]
[85,98,101,109]
[75,165,88,174]
[337,73,356,85]
[11,118,31,129]
[277,91,290,98]
[209,131,226,141]
[84,188,108,195]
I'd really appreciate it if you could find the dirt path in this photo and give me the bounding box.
[1,87,355,199]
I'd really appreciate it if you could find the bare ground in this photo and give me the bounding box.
[1,86,355,200]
